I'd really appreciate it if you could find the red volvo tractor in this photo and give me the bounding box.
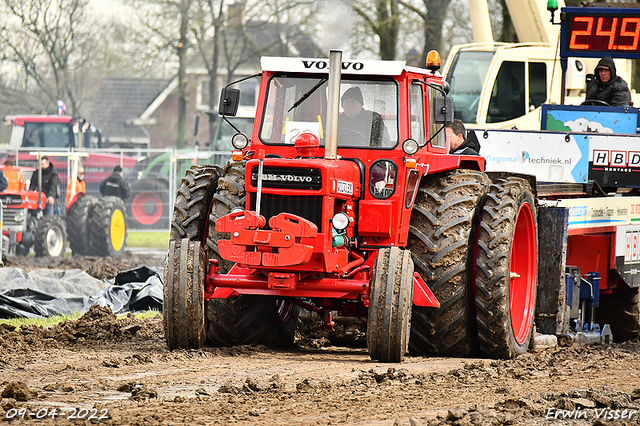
[165,51,538,362]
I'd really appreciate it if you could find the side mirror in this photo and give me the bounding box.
[219,88,240,117]
[433,95,454,124]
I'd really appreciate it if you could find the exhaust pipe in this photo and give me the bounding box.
[325,50,342,160]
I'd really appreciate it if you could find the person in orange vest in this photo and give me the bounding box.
[1,159,24,192]
[66,166,86,206]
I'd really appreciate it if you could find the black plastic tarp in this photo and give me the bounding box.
[0,266,163,319]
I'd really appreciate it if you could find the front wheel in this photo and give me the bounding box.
[163,239,206,350]
[368,247,414,363]
[475,177,537,359]
[33,215,67,258]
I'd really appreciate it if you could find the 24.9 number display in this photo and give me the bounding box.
[562,8,640,57]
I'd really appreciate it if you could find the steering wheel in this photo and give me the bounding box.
[338,128,369,146]
[581,99,611,107]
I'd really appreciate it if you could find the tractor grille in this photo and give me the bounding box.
[250,194,323,232]
[0,194,22,206]
[250,167,322,190]
[1,208,28,229]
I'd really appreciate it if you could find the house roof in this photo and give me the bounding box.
[88,77,170,142]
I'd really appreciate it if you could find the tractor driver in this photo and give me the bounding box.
[338,86,390,147]
[585,55,632,107]
[28,156,60,215]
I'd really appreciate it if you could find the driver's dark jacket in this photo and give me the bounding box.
[450,138,480,156]
[338,109,386,147]
[585,56,632,107]
[28,162,59,200]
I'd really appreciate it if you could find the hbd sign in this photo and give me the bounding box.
[592,150,640,168]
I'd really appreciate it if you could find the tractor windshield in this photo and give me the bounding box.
[22,122,74,148]
[259,74,398,148]
[446,50,494,124]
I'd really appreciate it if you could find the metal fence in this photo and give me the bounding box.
[0,148,232,232]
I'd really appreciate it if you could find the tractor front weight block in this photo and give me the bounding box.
[216,210,318,267]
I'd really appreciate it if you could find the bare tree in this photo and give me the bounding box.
[0,0,98,115]
[132,0,194,148]
[190,0,320,146]
[351,0,400,60]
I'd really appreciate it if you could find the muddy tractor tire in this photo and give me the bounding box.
[206,296,300,348]
[170,165,222,258]
[407,170,490,357]
[129,179,170,230]
[475,177,538,359]
[368,247,414,363]
[33,215,67,258]
[206,161,246,272]
[596,287,640,342]
[164,239,206,350]
[67,194,100,256]
[203,161,299,347]
[88,196,127,257]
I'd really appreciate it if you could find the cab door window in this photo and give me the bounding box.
[487,61,525,123]
[410,82,425,145]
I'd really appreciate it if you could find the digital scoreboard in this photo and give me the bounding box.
[561,7,640,59]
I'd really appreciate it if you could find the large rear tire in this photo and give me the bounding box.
[407,170,489,357]
[33,215,67,258]
[206,161,246,272]
[475,177,537,359]
[596,287,640,342]
[67,194,99,256]
[204,161,300,347]
[170,165,222,254]
[88,196,127,257]
[368,247,414,363]
[164,239,206,350]
[129,179,170,230]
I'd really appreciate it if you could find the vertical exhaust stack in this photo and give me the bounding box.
[325,50,342,160]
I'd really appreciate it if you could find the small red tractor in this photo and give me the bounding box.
[164,50,539,362]
[0,151,127,259]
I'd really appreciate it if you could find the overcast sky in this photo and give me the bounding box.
[88,0,132,20]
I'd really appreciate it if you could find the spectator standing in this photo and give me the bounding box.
[28,156,59,215]
[100,165,130,201]
[446,119,480,156]
[1,159,25,191]
[66,166,86,205]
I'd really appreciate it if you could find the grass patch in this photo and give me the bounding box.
[0,309,161,331]
[126,231,170,250]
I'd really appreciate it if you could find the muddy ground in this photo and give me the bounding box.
[1,255,640,425]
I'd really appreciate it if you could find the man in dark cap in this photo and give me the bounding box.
[338,86,389,147]
[99,165,130,201]
[585,55,632,107]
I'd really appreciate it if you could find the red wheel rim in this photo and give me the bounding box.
[131,192,163,225]
[509,202,537,345]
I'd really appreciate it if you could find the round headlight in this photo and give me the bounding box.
[402,138,419,155]
[231,132,249,149]
[332,212,350,231]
